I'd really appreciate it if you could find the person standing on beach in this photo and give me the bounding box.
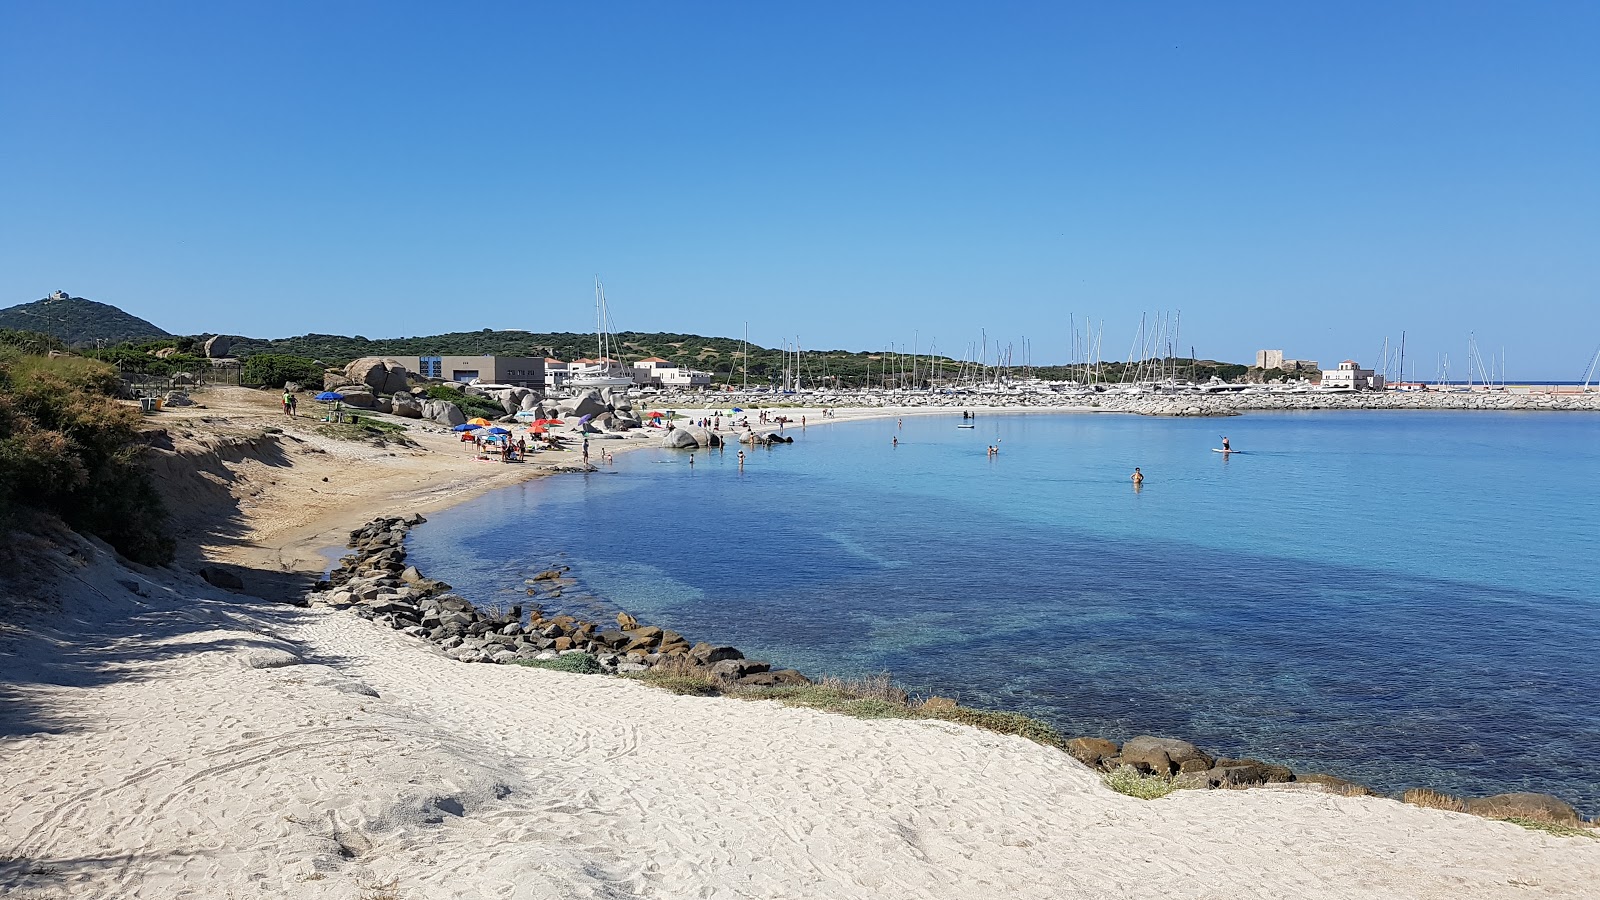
[582,438,590,462]
[1131,467,1144,485]
[282,390,293,416]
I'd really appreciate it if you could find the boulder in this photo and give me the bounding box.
[661,428,699,450]
[344,356,411,394]
[738,669,809,687]
[1065,737,1121,769]
[163,391,193,407]
[1295,773,1375,796]
[1465,793,1583,825]
[375,397,394,414]
[519,392,541,411]
[710,658,770,680]
[340,390,376,409]
[153,346,179,359]
[1119,736,1214,776]
[393,392,423,418]
[688,642,743,665]
[323,371,354,391]
[199,566,244,591]
[203,335,232,358]
[171,372,196,386]
[559,390,608,419]
[422,399,466,427]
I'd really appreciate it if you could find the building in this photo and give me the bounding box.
[632,357,713,389]
[542,358,572,389]
[1255,349,1320,373]
[1321,360,1385,390]
[391,356,545,389]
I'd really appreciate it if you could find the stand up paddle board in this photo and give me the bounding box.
[1212,448,1243,453]
[957,424,976,429]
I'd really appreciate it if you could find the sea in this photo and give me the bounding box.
[405,410,1600,814]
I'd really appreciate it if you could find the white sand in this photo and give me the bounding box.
[3,527,1597,899]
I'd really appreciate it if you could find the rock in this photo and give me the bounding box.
[1066,737,1121,769]
[153,346,179,359]
[199,566,244,591]
[323,372,354,391]
[688,642,744,665]
[422,399,466,427]
[1193,759,1296,787]
[375,397,394,414]
[171,372,196,385]
[340,390,376,409]
[710,658,770,680]
[393,392,423,418]
[616,612,639,630]
[738,668,809,687]
[595,629,630,649]
[400,566,423,583]
[344,356,411,394]
[203,335,232,358]
[1296,773,1375,796]
[661,428,699,450]
[1465,793,1583,825]
[163,391,193,407]
[559,390,608,419]
[1119,736,1214,776]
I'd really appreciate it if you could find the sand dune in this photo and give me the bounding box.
[3,528,1597,899]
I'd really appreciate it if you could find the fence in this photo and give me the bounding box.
[122,361,257,395]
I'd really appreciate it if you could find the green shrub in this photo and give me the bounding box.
[922,707,1065,748]
[0,351,175,564]
[1103,766,1179,800]
[1499,817,1597,839]
[424,385,502,419]
[79,346,209,376]
[516,652,603,674]
[242,354,324,388]
[0,329,68,355]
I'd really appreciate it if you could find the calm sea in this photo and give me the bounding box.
[406,411,1600,813]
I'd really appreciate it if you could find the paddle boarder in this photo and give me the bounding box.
[1221,436,1231,452]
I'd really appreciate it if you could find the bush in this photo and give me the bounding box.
[425,384,502,419]
[242,354,324,388]
[0,328,68,355]
[516,652,603,674]
[0,351,175,564]
[1103,766,1179,800]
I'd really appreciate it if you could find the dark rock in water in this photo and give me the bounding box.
[1066,737,1120,769]
[689,642,743,665]
[199,566,244,591]
[1213,758,1295,784]
[595,629,630,649]
[1120,736,1214,776]
[1465,792,1583,825]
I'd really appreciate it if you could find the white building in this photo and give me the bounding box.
[1321,360,1385,390]
[543,358,572,390]
[633,357,713,389]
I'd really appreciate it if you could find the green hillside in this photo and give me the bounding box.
[0,292,171,346]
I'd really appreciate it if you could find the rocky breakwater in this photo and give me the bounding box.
[306,516,811,684]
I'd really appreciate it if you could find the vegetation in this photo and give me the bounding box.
[0,294,170,345]
[240,353,324,388]
[314,417,414,446]
[0,350,174,564]
[0,328,68,355]
[423,384,503,419]
[631,662,1066,748]
[515,652,604,674]
[1103,765,1181,800]
[79,345,210,377]
[1402,788,1467,813]
[1499,817,1597,839]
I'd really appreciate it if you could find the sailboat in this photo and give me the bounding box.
[569,277,634,389]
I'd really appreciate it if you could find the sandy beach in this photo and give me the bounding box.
[3,387,1599,899]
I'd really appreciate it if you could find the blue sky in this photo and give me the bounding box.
[2,2,1595,378]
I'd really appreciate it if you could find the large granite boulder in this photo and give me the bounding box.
[344,357,411,394]
[203,335,232,358]
[1465,792,1583,825]
[422,399,466,427]
[1119,736,1215,776]
[520,391,541,411]
[392,391,424,419]
[340,390,376,409]
[661,428,699,449]
[323,371,354,391]
[559,390,608,420]
[375,397,393,414]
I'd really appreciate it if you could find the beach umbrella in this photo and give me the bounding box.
[730,407,743,412]
[467,417,493,427]
[648,411,664,419]
[487,427,511,435]
[451,423,476,432]
[314,391,344,402]
[544,418,564,425]
[514,409,539,419]
[529,424,548,434]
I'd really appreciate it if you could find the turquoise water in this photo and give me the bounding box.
[407,411,1600,813]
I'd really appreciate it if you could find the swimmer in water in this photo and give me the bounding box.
[1131,467,1144,485]
[892,436,898,448]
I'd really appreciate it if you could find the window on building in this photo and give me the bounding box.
[420,356,443,379]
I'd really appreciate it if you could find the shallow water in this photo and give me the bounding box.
[407,410,1600,813]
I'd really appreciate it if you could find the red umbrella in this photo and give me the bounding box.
[529,425,548,434]
[648,411,664,418]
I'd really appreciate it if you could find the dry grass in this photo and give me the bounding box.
[358,876,402,900]
[1403,788,1467,813]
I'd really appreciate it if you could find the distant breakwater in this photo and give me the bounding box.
[644,388,1600,417]
[307,515,1596,826]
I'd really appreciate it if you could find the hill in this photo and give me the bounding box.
[0,291,171,346]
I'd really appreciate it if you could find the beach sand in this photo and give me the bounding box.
[3,387,1598,898]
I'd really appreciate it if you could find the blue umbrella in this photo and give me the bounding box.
[315,391,344,401]
[730,407,743,412]
[451,423,476,432]
[487,427,511,435]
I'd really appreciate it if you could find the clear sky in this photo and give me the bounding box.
[2,2,1596,378]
